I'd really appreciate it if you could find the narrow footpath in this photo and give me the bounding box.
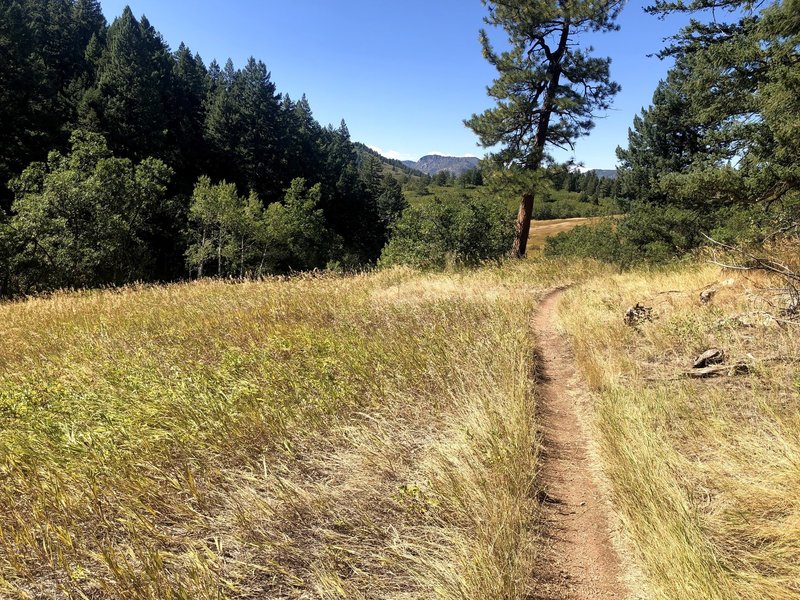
[531,288,631,599]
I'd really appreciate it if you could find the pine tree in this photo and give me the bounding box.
[279,94,324,185]
[0,0,105,205]
[466,0,623,256]
[644,0,800,206]
[0,1,33,204]
[320,121,385,264]
[204,57,283,200]
[82,7,171,160]
[615,62,702,207]
[169,43,209,191]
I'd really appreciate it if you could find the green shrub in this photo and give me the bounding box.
[531,195,618,219]
[380,194,514,268]
[543,221,621,262]
[616,203,703,264]
[544,198,798,267]
[545,203,704,266]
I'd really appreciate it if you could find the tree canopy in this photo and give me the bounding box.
[617,0,800,211]
[0,1,406,296]
[466,0,623,256]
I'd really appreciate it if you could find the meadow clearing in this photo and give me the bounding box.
[1,241,797,599]
[0,258,599,599]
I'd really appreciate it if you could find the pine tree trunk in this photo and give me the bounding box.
[512,193,535,257]
[510,21,570,258]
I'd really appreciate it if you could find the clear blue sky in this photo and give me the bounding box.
[100,1,691,169]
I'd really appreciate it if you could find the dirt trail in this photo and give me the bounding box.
[531,288,630,599]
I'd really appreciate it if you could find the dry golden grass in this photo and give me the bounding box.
[0,257,606,599]
[559,243,800,599]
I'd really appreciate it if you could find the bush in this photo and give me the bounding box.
[380,194,514,268]
[531,195,618,219]
[544,203,704,267]
[545,197,799,267]
[616,203,703,264]
[543,221,621,262]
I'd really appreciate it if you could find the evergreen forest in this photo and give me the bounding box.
[0,1,408,296]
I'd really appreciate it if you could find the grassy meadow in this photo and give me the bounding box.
[559,242,800,599]
[3,234,798,600]
[0,259,602,599]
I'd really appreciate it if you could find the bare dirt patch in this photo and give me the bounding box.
[531,288,631,599]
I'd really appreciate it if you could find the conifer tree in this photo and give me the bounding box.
[204,58,283,199]
[169,43,209,191]
[0,1,33,203]
[643,0,800,207]
[466,0,623,256]
[279,94,325,185]
[616,61,702,207]
[81,7,171,160]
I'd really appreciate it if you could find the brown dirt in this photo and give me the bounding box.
[531,287,631,599]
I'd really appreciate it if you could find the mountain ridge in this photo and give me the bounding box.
[401,155,480,176]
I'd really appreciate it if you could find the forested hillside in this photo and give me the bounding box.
[0,1,408,296]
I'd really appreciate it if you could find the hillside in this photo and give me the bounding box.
[592,168,618,179]
[402,154,481,176]
[352,142,425,177]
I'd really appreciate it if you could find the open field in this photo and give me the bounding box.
[0,258,606,599]
[527,217,605,250]
[4,242,797,599]
[559,242,800,599]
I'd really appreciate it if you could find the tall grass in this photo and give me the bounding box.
[559,247,800,599]
[0,258,604,598]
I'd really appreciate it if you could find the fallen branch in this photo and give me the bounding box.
[715,310,800,329]
[702,233,800,282]
[684,363,750,378]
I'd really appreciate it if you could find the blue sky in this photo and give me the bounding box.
[100,1,691,169]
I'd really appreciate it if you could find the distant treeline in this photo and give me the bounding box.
[0,1,407,296]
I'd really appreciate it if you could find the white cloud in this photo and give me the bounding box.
[367,145,415,162]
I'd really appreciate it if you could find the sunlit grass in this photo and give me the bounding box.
[559,244,800,599]
[0,257,606,598]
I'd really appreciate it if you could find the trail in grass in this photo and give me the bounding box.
[531,288,630,599]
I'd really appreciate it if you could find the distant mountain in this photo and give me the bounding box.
[352,142,424,177]
[592,169,618,180]
[402,155,480,176]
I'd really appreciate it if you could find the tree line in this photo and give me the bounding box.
[616,0,799,230]
[0,1,407,296]
[469,0,797,262]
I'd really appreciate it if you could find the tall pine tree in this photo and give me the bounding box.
[466,0,623,256]
[616,61,703,207]
[80,6,171,160]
